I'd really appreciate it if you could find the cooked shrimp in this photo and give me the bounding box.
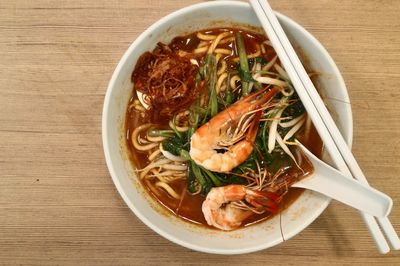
[190,87,278,172]
[202,184,279,231]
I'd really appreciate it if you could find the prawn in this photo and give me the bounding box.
[202,184,280,231]
[190,87,278,173]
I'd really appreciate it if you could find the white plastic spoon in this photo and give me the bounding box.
[293,141,393,218]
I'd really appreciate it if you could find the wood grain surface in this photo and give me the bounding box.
[1,0,399,265]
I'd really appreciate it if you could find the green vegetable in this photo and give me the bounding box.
[225,89,233,105]
[235,32,250,96]
[238,67,256,83]
[282,97,305,118]
[162,136,187,157]
[205,54,218,117]
[202,168,222,187]
[191,161,212,194]
[188,100,201,139]
[147,129,174,138]
[225,73,234,104]
[187,162,198,194]
[254,57,268,64]
[216,173,247,185]
[171,114,182,139]
[261,120,269,156]
[237,68,263,91]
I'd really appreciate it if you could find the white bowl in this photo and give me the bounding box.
[102,1,352,254]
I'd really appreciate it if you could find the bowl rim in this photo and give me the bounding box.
[102,0,353,254]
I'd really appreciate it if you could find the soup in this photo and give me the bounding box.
[125,27,322,230]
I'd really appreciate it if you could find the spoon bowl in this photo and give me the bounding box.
[293,141,392,218]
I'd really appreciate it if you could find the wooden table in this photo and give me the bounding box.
[1,0,399,264]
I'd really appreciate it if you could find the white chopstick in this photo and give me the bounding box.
[249,0,400,253]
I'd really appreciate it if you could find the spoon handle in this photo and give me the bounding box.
[293,144,393,218]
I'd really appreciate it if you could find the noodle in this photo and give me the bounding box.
[156,182,180,199]
[207,32,231,54]
[197,32,216,40]
[126,27,322,230]
[216,73,228,93]
[230,75,241,91]
[217,59,227,75]
[214,48,231,55]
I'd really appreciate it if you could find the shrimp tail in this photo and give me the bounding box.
[246,190,281,213]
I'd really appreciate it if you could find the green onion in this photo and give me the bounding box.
[171,114,182,139]
[179,149,191,161]
[261,120,269,154]
[188,100,201,139]
[235,32,250,96]
[202,168,222,187]
[206,54,218,117]
[224,73,234,104]
[147,129,174,138]
[187,162,198,193]
[191,161,212,194]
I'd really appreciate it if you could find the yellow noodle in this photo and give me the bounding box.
[197,41,209,48]
[217,59,227,76]
[169,120,188,132]
[134,104,146,112]
[197,32,216,41]
[215,53,222,63]
[214,48,231,55]
[156,182,180,199]
[147,134,165,142]
[218,36,235,45]
[148,148,161,161]
[230,75,241,91]
[130,100,146,112]
[131,124,159,151]
[216,73,228,94]
[194,46,208,54]
[169,111,189,132]
[208,32,231,54]
[177,51,189,58]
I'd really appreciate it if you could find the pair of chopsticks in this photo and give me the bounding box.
[249,0,400,253]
